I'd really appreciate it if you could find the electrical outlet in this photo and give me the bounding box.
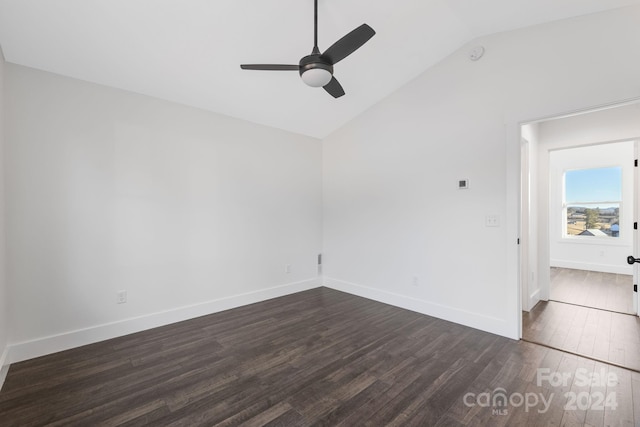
[412,276,419,287]
[485,215,500,227]
[116,290,127,304]
[285,264,291,274]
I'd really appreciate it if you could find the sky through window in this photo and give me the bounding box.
[565,166,621,205]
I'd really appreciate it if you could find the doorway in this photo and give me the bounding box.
[547,141,635,315]
[520,102,640,372]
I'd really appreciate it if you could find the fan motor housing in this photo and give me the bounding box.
[299,54,333,76]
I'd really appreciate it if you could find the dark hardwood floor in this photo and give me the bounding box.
[550,267,634,314]
[524,267,640,373]
[1,287,639,426]
[523,300,640,372]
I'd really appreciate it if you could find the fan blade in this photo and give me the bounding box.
[322,24,375,65]
[323,77,345,98]
[240,64,299,71]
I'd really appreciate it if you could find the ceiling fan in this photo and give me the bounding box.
[240,0,375,98]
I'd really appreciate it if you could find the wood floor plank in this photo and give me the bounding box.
[1,287,639,426]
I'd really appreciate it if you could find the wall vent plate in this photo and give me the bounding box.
[458,179,469,189]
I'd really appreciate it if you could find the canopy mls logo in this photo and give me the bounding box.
[463,387,553,415]
[463,368,619,416]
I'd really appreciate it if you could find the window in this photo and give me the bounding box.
[564,166,622,238]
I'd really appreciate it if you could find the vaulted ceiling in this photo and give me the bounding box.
[1,0,638,138]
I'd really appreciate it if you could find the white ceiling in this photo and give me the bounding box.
[1,0,638,139]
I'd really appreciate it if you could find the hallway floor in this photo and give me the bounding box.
[550,267,634,314]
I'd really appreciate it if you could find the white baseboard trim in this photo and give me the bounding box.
[530,288,540,300]
[523,288,541,312]
[323,277,517,340]
[0,346,9,392]
[0,346,7,367]
[550,260,633,275]
[7,278,321,365]
[529,288,541,309]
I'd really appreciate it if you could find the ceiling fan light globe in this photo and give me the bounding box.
[301,68,332,87]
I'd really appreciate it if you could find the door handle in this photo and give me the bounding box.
[627,255,640,265]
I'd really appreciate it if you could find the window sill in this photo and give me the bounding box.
[557,237,631,247]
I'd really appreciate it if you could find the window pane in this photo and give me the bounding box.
[566,203,620,237]
[565,166,622,203]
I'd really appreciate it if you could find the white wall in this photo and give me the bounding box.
[0,46,9,385]
[322,6,640,339]
[4,64,323,362]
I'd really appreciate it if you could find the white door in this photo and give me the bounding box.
[521,138,530,311]
[632,141,639,315]
[520,136,540,312]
